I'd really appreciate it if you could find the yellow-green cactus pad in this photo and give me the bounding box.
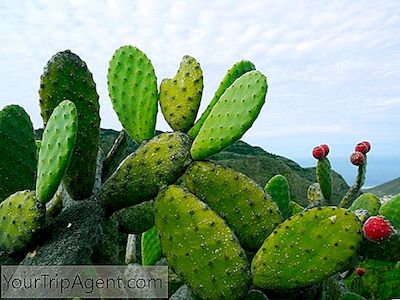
[155,185,251,300]
[252,207,362,289]
[0,190,45,254]
[160,55,203,132]
[184,161,282,251]
[99,132,192,214]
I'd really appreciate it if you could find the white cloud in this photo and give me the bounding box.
[0,0,399,159]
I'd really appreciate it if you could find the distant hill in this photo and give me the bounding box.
[364,177,400,197]
[99,129,349,206]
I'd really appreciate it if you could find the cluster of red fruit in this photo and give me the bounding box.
[350,141,371,166]
[312,144,330,160]
[312,141,371,166]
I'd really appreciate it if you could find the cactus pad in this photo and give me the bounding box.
[141,226,162,266]
[39,49,100,200]
[379,194,400,228]
[36,100,78,204]
[107,45,158,143]
[160,55,203,132]
[307,183,324,203]
[265,174,290,219]
[0,105,37,202]
[190,70,267,160]
[188,60,256,138]
[155,185,251,300]
[0,190,45,254]
[99,132,192,213]
[349,193,381,216]
[184,161,281,251]
[113,201,155,234]
[252,207,362,289]
[316,157,332,200]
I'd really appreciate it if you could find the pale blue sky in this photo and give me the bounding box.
[0,0,399,184]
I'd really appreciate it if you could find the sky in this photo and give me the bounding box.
[0,0,399,185]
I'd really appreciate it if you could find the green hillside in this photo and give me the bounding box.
[364,177,400,197]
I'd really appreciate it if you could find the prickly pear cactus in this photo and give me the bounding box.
[155,185,251,300]
[107,45,158,144]
[98,132,192,214]
[265,174,290,219]
[0,105,37,202]
[184,161,282,251]
[190,70,267,160]
[39,49,100,200]
[317,157,332,200]
[0,190,45,254]
[36,100,78,204]
[188,60,256,138]
[349,193,381,216]
[252,207,362,289]
[160,55,203,132]
[141,226,162,266]
[379,193,400,228]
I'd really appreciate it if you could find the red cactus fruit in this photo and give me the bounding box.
[355,141,371,154]
[355,267,365,277]
[320,144,330,156]
[350,151,365,166]
[312,146,325,160]
[363,216,394,242]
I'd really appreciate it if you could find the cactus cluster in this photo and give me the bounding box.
[1,46,399,300]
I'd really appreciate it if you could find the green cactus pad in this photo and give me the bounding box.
[252,207,362,289]
[0,105,37,202]
[155,185,251,300]
[349,193,381,216]
[379,193,400,228]
[307,183,324,203]
[184,161,282,251]
[160,55,203,132]
[188,60,256,138]
[39,50,100,200]
[317,157,332,200]
[191,70,267,160]
[36,100,78,204]
[0,190,45,254]
[113,201,155,234]
[99,132,192,214]
[141,226,162,266]
[265,174,290,219]
[287,201,304,217]
[340,161,367,208]
[107,45,158,144]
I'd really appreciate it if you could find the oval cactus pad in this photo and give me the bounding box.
[191,70,267,160]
